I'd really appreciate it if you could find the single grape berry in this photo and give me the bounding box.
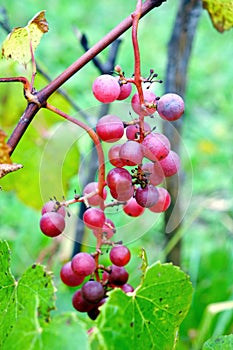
[83,182,107,206]
[135,184,159,208]
[60,261,85,287]
[120,284,134,293]
[119,141,144,166]
[71,252,96,277]
[72,290,93,312]
[110,245,131,266]
[142,132,170,161]
[123,197,145,217]
[157,93,184,121]
[108,265,129,286]
[125,122,151,140]
[83,207,106,230]
[41,200,66,217]
[149,187,171,213]
[107,167,132,194]
[40,212,65,237]
[110,187,134,202]
[108,144,125,167]
[92,74,120,103]
[159,150,180,177]
[81,280,105,304]
[142,161,164,186]
[131,90,156,116]
[116,78,132,100]
[96,114,124,143]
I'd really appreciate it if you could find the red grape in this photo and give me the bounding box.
[72,290,93,312]
[159,150,180,177]
[149,187,171,213]
[108,265,129,286]
[60,261,85,287]
[110,187,134,202]
[83,208,106,230]
[123,197,145,217]
[92,74,120,103]
[142,161,164,186]
[71,252,96,276]
[119,140,144,166]
[96,114,124,143]
[108,144,125,167]
[142,132,170,161]
[157,93,184,121]
[120,284,134,293]
[131,90,156,116]
[83,182,107,206]
[126,122,151,140]
[110,245,131,266]
[41,200,66,217]
[135,184,159,208]
[40,212,65,237]
[107,168,132,194]
[81,280,105,304]
[93,218,116,239]
[116,78,132,100]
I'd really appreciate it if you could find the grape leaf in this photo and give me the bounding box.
[202,0,233,32]
[203,334,233,349]
[92,262,193,350]
[1,10,49,65]
[0,240,89,350]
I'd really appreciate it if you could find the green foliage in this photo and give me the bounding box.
[203,334,233,349]
[91,262,193,349]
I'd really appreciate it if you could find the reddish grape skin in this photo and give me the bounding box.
[116,79,132,100]
[108,144,125,167]
[142,132,170,161]
[157,93,184,121]
[106,168,132,194]
[93,218,116,239]
[92,74,120,103]
[120,284,134,293]
[83,182,107,206]
[40,212,65,237]
[126,122,151,140]
[131,90,156,116]
[96,115,124,142]
[81,280,105,304]
[159,150,180,177]
[110,245,131,266]
[108,265,129,286]
[149,187,171,213]
[41,200,66,217]
[119,141,144,166]
[83,208,106,230]
[71,252,96,277]
[72,290,93,312]
[60,261,85,287]
[142,161,164,186]
[123,197,145,217]
[135,184,159,208]
[110,187,134,202]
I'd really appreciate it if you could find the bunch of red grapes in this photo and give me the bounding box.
[39,69,184,319]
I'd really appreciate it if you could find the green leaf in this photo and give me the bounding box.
[203,334,233,349]
[202,0,233,32]
[92,262,193,350]
[1,11,49,65]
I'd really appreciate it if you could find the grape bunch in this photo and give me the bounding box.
[39,69,184,320]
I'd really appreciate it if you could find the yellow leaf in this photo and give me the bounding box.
[203,0,233,32]
[1,10,49,65]
[0,129,12,164]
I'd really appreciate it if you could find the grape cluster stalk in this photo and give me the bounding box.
[39,0,184,320]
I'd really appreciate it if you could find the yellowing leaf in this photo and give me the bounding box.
[1,10,49,65]
[203,0,233,32]
[0,130,23,179]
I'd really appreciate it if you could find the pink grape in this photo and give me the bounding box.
[110,186,134,202]
[81,280,105,304]
[83,208,106,230]
[83,182,107,206]
[108,265,129,286]
[106,168,132,194]
[92,74,120,103]
[116,78,132,100]
[96,114,124,143]
[72,290,93,312]
[123,197,145,217]
[126,122,151,140]
[157,93,184,121]
[131,90,156,116]
[108,144,125,167]
[159,150,180,177]
[119,141,144,166]
[149,187,171,212]
[40,212,65,237]
[135,184,159,208]
[109,245,131,266]
[120,284,134,293]
[60,261,85,287]
[142,161,164,186]
[93,218,116,239]
[142,132,170,161]
[71,252,96,277]
[41,200,66,217]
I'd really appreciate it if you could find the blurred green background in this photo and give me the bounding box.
[0,1,233,348]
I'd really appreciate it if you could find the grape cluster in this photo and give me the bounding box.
[39,69,184,320]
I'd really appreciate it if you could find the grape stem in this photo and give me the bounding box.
[45,103,106,206]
